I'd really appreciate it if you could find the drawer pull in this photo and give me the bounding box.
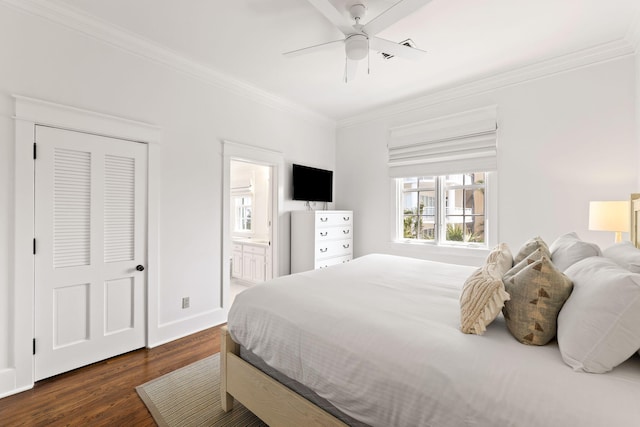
[320,217,328,222]
[343,216,350,221]
[343,244,350,249]
[320,231,328,237]
[320,248,328,253]
[342,229,350,234]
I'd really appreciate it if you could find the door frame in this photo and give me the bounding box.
[221,141,284,311]
[8,95,160,395]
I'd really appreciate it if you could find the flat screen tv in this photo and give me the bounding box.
[292,164,333,202]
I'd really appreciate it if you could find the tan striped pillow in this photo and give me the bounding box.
[503,257,573,345]
[514,236,550,264]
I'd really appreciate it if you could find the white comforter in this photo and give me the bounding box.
[228,254,640,427]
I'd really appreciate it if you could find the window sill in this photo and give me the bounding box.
[388,240,489,266]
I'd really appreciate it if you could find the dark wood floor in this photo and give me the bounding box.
[0,324,223,426]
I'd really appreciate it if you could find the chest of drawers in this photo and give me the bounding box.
[291,210,353,273]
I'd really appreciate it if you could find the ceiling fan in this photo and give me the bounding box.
[284,0,432,82]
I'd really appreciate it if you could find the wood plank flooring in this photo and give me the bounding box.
[0,324,223,426]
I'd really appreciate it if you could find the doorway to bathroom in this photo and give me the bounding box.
[229,160,273,301]
[222,141,283,310]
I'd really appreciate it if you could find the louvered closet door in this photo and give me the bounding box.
[34,125,147,381]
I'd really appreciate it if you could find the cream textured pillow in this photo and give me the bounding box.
[484,242,513,276]
[558,256,640,373]
[603,241,640,273]
[460,243,512,335]
[549,232,601,272]
[502,257,573,345]
[514,237,550,264]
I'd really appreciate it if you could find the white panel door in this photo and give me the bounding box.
[34,125,147,381]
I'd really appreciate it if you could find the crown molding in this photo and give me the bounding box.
[338,38,636,129]
[0,0,335,127]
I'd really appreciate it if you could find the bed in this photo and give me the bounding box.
[222,233,640,426]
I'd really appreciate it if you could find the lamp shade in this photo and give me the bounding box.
[589,201,630,242]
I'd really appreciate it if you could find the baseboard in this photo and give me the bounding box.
[148,308,227,348]
[0,368,33,399]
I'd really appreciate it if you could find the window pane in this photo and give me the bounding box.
[445,216,465,241]
[444,174,464,186]
[398,174,488,246]
[417,176,435,190]
[403,192,418,214]
[445,188,465,216]
[471,172,485,185]
[403,215,418,238]
[419,217,435,240]
[403,177,418,190]
[418,191,436,216]
[234,195,252,231]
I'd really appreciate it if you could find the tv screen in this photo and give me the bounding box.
[292,164,333,202]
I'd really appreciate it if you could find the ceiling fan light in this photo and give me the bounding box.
[345,34,368,61]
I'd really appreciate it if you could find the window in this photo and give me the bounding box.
[234,195,252,232]
[399,173,487,246]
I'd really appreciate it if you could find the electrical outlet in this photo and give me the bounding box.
[182,297,190,309]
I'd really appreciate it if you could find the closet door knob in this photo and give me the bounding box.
[136,265,145,271]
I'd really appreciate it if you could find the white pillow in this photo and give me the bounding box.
[558,256,640,373]
[603,241,640,273]
[549,232,601,272]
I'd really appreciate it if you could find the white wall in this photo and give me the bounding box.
[336,56,637,265]
[0,5,335,397]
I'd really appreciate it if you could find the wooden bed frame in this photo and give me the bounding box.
[220,325,348,426]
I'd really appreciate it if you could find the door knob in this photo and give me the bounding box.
[136,265,145,271]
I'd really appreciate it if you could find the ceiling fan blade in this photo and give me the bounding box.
[344,58,359,82]
[283,39,343,57]
[306,0,353,34]
[370,37,426,60]
[363,0,433,36]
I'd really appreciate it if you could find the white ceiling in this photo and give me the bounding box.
[49,0,640,121]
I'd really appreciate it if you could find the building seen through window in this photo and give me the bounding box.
[401,173,486,245]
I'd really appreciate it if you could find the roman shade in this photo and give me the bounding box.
[388,106,498,177]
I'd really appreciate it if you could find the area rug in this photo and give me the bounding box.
[136,354,266,426]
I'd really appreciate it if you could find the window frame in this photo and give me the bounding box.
[392,172,496,249]
[233,193,253,234]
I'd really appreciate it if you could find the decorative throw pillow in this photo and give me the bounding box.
[603,241,640,273]
[502,257,573,345]
[558,256,640,373]
[514,237,550,264]
[503,248,547,284]
[460,264,510,335]
[460,243,513,335]
[484,242,513,277]
[549,232,601,272]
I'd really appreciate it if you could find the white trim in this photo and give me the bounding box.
[221,141,284,314]
[0,0,332,128]
[13,95,161,142]
[3,95,160,398]
[339,39,636,128]
[389,172,498,253]
[2,0,634,129]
